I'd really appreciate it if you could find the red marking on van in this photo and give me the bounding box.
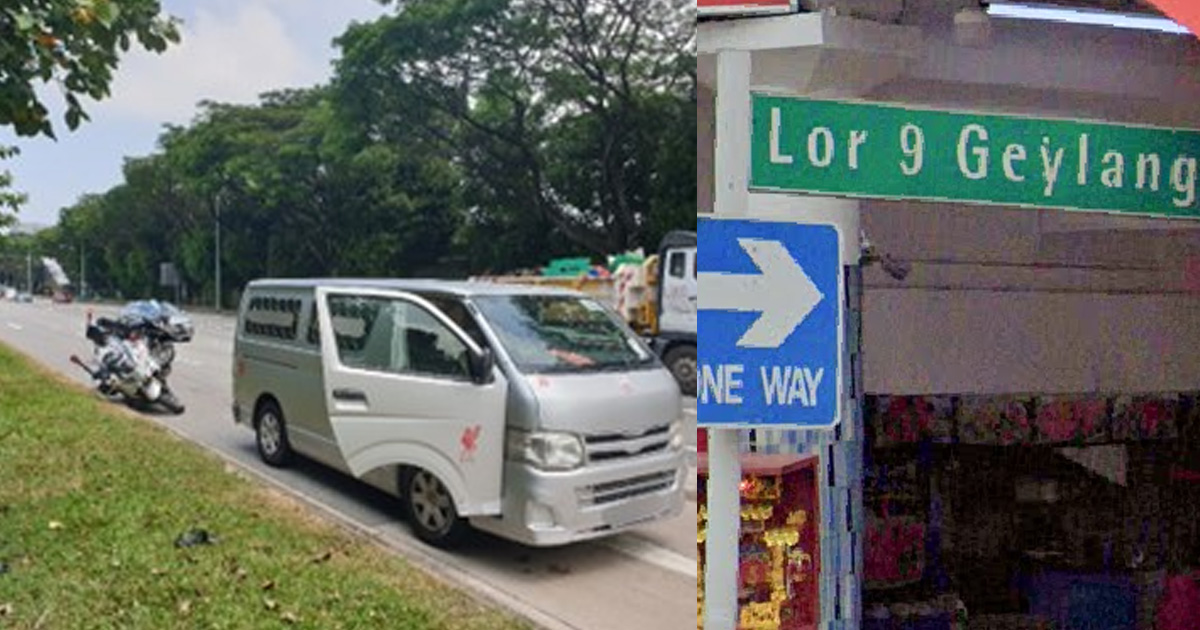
[460,425,481,463]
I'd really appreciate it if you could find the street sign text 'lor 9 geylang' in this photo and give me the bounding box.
[753,95,1200,219]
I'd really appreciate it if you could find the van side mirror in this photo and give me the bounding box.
[469,347,495,384]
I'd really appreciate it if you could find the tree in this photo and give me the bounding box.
[0,0,181,138]
[0,146,27,228]
[333,0,695,262]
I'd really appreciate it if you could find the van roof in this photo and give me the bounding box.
[244,278,582,298]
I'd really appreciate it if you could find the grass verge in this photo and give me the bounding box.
[0,343,533,630]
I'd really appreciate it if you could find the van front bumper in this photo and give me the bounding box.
[469,450,686,547]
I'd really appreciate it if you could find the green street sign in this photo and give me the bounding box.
[751,94,1200,218]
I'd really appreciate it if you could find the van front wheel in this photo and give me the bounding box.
[663,345,697,397]
[403,468,468,548]
[255,400,292,467]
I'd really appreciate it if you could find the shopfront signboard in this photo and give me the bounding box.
[752,94,1200,219]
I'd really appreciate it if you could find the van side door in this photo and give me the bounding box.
[314,287,507,516]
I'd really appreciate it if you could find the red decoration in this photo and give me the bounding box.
[959,396,1033,445]
[698,454,821,630]
[874,396,953,446]
[865,505,926,587]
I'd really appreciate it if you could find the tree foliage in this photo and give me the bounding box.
[0,0,180,138]
[12,0,694,303]
[335,0,695,268]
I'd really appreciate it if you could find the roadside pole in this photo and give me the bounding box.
[214,193,222,312]
[737,192,862,629]
[704,47,751,630]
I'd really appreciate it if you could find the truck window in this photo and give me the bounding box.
[668,251,687,279]
[327,294,472,380]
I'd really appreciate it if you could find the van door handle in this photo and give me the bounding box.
[332,388,368,403]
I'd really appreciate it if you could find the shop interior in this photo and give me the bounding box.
[861,393,1200,630]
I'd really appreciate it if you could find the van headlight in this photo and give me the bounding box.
[506,429,585,471]
[669,420,684,451]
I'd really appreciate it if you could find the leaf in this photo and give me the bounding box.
[0,603,12,616]
[260,579,275,591]
[92,0,119,28]
[12,12,36,32]
[281,611,300,624]
[47,520,62,530]
[310,550,332,564]
[263,598,278,611]
[177,600,191,616]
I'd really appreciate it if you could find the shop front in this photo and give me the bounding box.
[698,4,1200,630]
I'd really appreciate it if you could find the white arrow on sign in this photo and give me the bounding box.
[699,238,824,349]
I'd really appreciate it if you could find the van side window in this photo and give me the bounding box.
[327,294,472,380]
[668,251,686,279]
[244,295,301,340]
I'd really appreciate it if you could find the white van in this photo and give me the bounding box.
[232,279,686,547]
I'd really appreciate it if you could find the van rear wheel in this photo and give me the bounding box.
[255,400,292,467]
[403,468,468,548]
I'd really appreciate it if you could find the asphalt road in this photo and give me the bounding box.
[0,298,698,630]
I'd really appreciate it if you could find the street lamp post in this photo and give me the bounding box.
[214,191,222,311]
[79,243,86,300]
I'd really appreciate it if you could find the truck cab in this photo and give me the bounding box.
[650,230,697,395]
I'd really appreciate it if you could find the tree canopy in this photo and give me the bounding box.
[6,0,695,304]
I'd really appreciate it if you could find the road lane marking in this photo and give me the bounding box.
[600,535,696,579]
[7,323,22,330]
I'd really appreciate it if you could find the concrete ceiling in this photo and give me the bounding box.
[988,0,1165,17]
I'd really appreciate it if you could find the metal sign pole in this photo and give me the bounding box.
[704,47,751,630]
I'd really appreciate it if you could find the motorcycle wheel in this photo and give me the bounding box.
[159,388,185,415]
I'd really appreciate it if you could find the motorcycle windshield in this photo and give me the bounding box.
[119,300,194,342]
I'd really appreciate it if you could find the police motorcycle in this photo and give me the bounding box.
[70,300,194,415]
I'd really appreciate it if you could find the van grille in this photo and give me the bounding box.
[584,423,671,462]
[577,470,677,507]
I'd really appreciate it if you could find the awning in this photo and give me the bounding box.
[1144,0,1200,37]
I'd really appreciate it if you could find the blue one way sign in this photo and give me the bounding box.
[697,217,843,429]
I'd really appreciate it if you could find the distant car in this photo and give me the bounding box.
[0,287,13,300]
[14,292,32,303]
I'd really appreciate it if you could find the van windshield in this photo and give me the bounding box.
[470,294,656,374]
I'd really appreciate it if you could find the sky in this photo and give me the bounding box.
[2,0,391,227]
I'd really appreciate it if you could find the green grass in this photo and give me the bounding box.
[0,344,533,630]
